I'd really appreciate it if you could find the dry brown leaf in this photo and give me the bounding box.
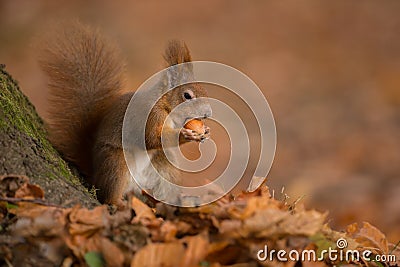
[346,222,358,235]
[319,224,359,251]
[64,206,118,264]
[243,209,289,237]
[389,243,400,266]
[131,233,209,267]
[277,210,327,236]
[207,241,231,255]
[228,264,259,267]
[12,206,66,237]
[153,221,177,242]
[69,205,109,225]
[212,263,259,267]
[243,209,326,238]
[68,205,109,236]
[302,261,331,267]
[219,219,242,235]
[183,202,219,215]
[15,183,44,199]
[9,201,54,216]
[237,196,281,220]
[207,244,248,265]
[181,233,209,267]
[346,222,389,254]
[224,200,248,219]
[131,197,156,224]
[66,233,124,266]
[235,185,271,200]
[131,242,185,267]
[65,234,88,259]
[176,220,192,236]
[98,237,125,267]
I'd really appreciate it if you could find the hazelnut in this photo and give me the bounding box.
[184,119,205,134]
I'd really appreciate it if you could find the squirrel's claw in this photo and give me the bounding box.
[200,126,211,142]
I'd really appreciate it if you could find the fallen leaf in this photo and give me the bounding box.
[243,209,288,237]
[207,241,230,255]
[67,233,124,267]
[347,222,389,254]
[12,206,66,237]
[15,183,44,199]
[131,242,185,267]
[302,260,331,267]
[207,244,247,265]
[153,221,177,242]
[131,197,156,224]
[277,210,327,236]
[68,205,109,236]
[237,196,280,220]
[236,186,271,200]
[181,233,210,266]
[218,219,242,235]
[98,237,125,267]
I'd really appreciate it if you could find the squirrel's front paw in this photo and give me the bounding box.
[180,127,210,142]
[181,128,202,142]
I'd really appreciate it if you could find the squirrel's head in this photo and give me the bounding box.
[161,40,212,126]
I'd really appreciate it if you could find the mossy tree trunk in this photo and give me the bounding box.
[0,65,98,208]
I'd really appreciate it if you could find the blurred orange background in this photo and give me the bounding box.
[1,1,399,241]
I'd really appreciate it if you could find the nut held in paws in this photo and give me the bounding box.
[184,119,205,134]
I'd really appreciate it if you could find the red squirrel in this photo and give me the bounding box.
[39,22,211,205]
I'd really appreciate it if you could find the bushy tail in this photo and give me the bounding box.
[39,21,125,175]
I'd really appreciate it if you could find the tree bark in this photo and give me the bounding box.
[0,65,98,208]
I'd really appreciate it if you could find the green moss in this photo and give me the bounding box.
[0,65,81,185]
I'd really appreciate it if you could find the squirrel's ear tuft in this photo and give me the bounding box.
[164,40,192,66]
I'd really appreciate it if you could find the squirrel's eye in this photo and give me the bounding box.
[183,89,195,101]
[183,92,192,100]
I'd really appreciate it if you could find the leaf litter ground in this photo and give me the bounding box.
[0,175,399,267]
